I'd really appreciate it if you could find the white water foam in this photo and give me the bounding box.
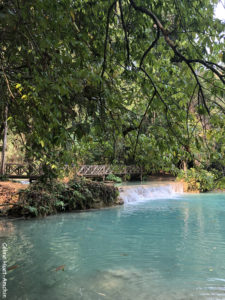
[119,182,183,204]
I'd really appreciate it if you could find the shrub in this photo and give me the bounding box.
[215,177,225,190]
[106,174,122,183]
[177,168,215,192]
[0,175,9,181]
[7,178,121,217]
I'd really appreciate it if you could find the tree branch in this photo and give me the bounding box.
[140,26,160,68]
[1,64,15,100]
[133,91,156,160]
[129,0,225,115]
[101,0,117,78]
[119,0,130,63]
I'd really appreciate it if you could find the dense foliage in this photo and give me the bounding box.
[6,179,120,217]
[106,174,122,183]
[1,0,225,187]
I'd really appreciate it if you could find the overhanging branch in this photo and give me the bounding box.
[119,0,130,63]
[129,0,225,115]
[101,0,117,78]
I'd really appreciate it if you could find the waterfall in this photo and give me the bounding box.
[119,182,184,204]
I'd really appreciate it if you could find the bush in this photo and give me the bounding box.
[215,177,225,190]
[0,175,9,181]
[177,168,215,192]
[106,174,122,183]
[7,178,121,217]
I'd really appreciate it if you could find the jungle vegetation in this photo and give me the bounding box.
[0,0,225,189]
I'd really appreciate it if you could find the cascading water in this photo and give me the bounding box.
[119,182,184,204]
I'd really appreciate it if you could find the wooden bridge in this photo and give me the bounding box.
[3,163,143,180]
[77,165,143,180]
[4,163,42,180]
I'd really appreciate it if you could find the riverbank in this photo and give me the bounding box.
[0,179,123,218]
[0,178,179,213]
[0,178,199,217]
[1,177,224,218]
[0,181,28,209]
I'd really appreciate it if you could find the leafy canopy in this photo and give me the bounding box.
[0,0,224,177]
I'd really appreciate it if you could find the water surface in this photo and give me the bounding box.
[1,186,225,299]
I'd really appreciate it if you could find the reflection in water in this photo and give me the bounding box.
[0,220,15,237]
[1,189,225,300]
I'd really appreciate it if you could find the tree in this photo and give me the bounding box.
[0,0,224,177]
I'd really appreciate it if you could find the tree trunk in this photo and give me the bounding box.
[183,161,187,175]
[0,105,8,175]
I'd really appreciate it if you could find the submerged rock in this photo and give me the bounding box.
[115,196,124,205]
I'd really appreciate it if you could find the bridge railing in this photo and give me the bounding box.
[4,163,42,178]
[77,165,142,177]
[4,163,143,179]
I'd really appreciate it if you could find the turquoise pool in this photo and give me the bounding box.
[1,187,225,299]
